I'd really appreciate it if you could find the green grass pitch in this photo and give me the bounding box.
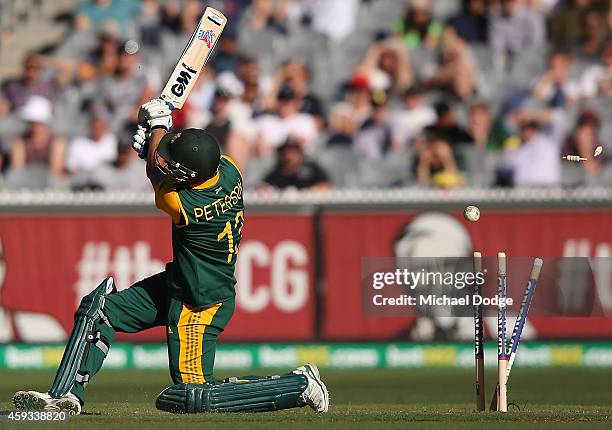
[1,368,611,429]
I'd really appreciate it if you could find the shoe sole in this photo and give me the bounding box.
[13,391,48,411]
[50,399,81,416]
[304,364,329,412]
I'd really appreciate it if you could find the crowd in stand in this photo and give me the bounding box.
[0,0,610,192]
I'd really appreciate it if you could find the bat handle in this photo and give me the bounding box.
[138,140,150,160]
[159,94,175,110]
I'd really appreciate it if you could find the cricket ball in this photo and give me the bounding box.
[464,205,480,222]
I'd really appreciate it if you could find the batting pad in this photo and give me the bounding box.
[156,374,308,413]
[49,277,116,399]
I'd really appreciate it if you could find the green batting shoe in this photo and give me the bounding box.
[292,363,329,413]
[13,391,53,411]
[46,393,82,416]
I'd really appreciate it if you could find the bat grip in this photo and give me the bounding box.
[138,140,150,160]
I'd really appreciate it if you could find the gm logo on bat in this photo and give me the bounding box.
[196,29,215,48]
[171,63,198,97]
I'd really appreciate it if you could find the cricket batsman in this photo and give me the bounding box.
[12,99,329,415]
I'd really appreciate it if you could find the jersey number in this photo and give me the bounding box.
[217,211,244,263]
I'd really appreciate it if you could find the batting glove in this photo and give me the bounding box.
[139,98,173,131]
[132,125,150,159]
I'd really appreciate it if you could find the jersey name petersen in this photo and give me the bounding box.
[193,179,243,223]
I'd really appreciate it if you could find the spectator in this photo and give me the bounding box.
[359,37,414,96]
[254,85,318,155]
[390,86,436,147]
[177,0,206,43]
[225,75,262,170]
[499,119,561,187]
[213,0,251,25]
[579,40,612,99]
[237,55,261,85]
[186,68,218,124]
[532,51,579,107]
[448,0,489,44]
[338,75,373,129]
[562,110,606,179]
[97,47,158,131]
[1,54,59,114]
[264,61,325,129]
[354,90,397,161]
[10,96,65,177]
[139,0,162,47]
[77,26,121,83]
[160,0,182,35]
[263,138,329,190]
[86,141,150,191]
[576,9,610,59]
[187,76,253,169]
[424,102,473,147]
[204,87,233,151]
[327,103,357,147]
[166,0,207,50]
[511,104,569,145]
[490,0,546,65]
[75,0,141,38]
[425,28,478,100]
[393,0,443,49]
[66,113,117,174]
[194,69,263,171]
[304,0,359,42]
[468,101,518,151]
[415,135,464,188]
[212,29,240,75]
[236,55,267,116]
[548,0,600,50]
[238,0,292,47]
[136,0,160,46]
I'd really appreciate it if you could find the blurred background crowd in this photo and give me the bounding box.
[0,0,610,192]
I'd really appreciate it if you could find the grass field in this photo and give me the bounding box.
[1,368,611,429]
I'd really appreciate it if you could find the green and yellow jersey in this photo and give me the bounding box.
[155,155,244,307]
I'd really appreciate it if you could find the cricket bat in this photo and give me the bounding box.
[160,6,227,110]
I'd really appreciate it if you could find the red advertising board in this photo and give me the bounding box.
[322,210,612,340]
[1,209,611,343]
[0,214,315,342]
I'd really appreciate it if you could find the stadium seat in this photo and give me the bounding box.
[431,0,461,21]
[366,0,406,33]
[351,147,414,189]
[510,48,547,85]
[469,45,495,74]
[598,163,612,185]
[3,165,53,190]
[453,144,496,187]
[315,146,360,188]
[0,115,25,150]
[560,164,586,188]
[243,154,277,188]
